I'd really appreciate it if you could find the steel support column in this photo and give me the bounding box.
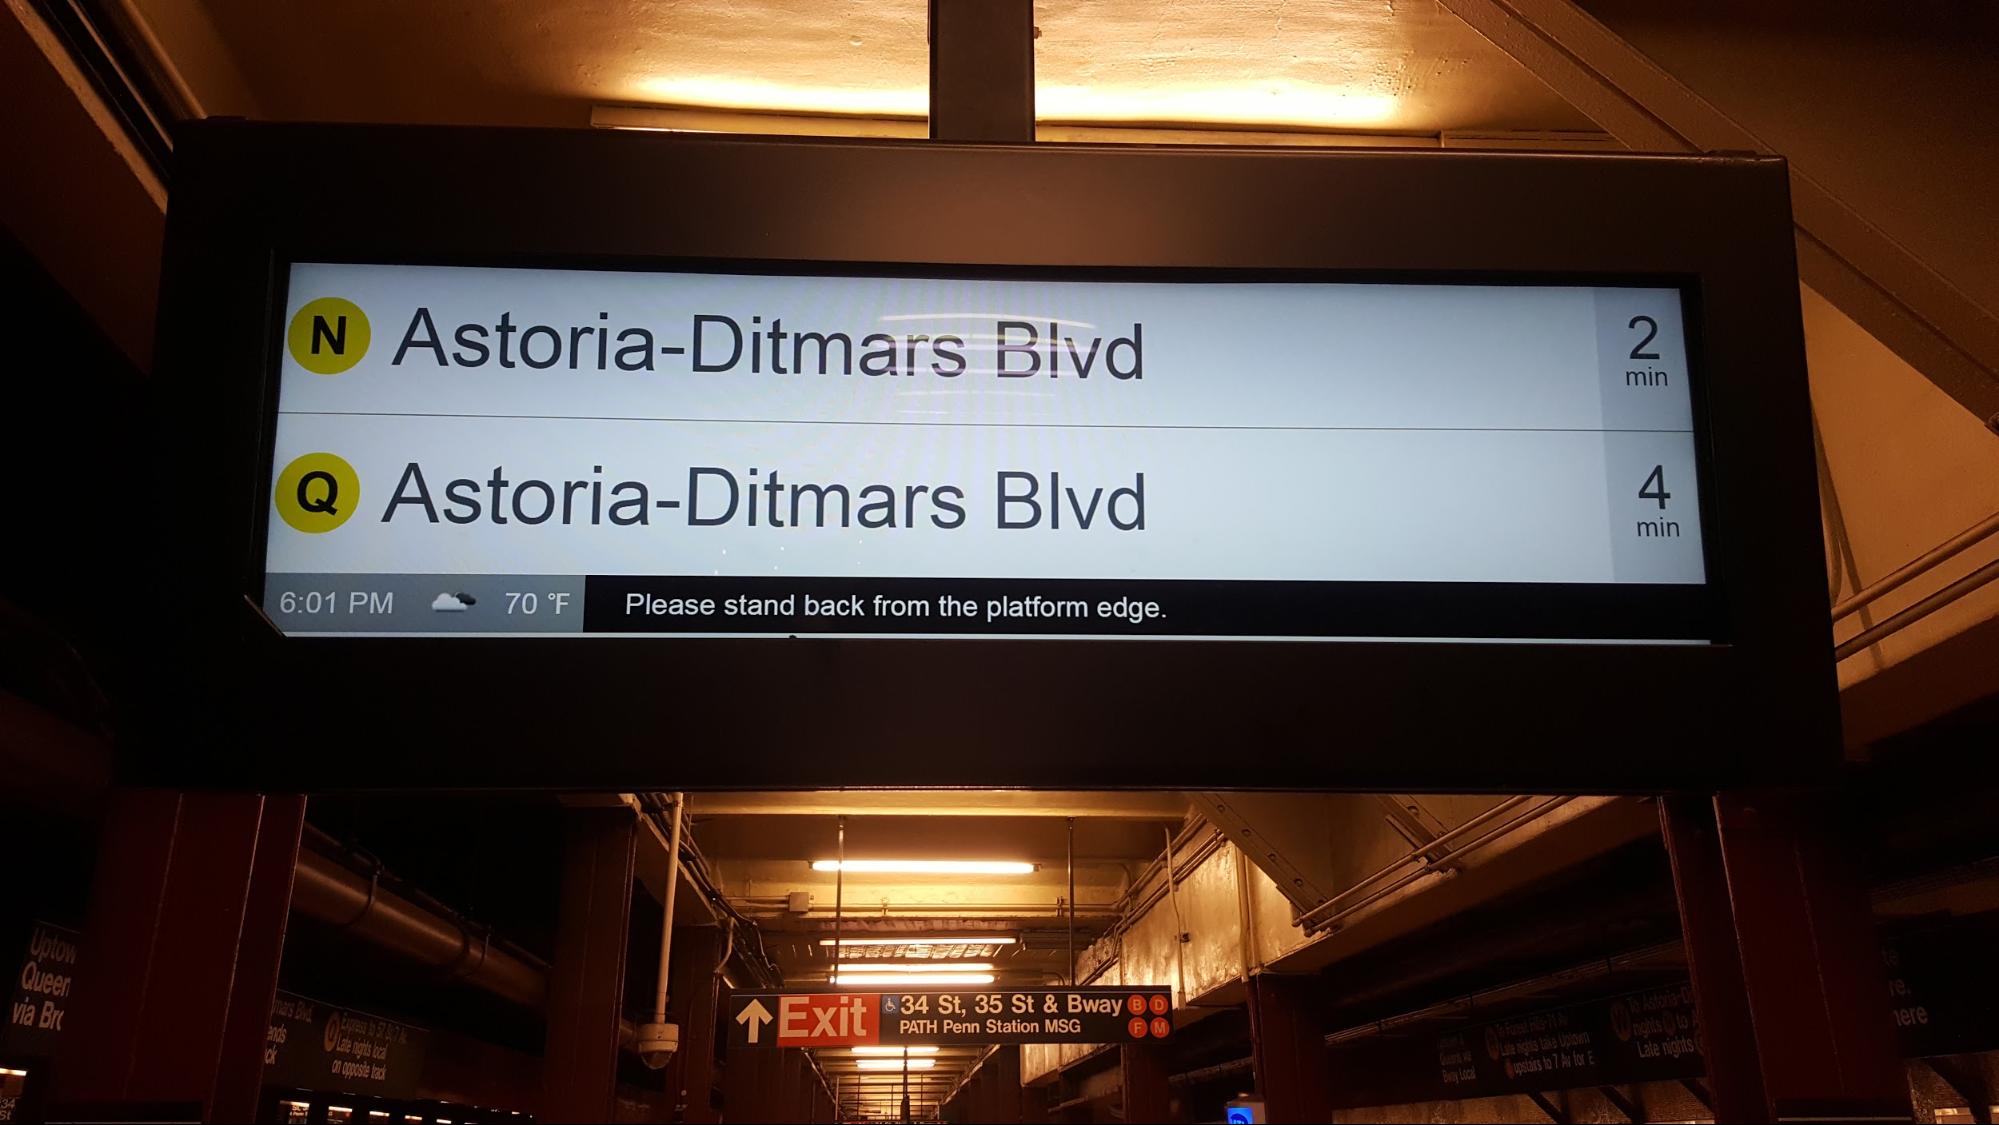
[723,1044,785,1123]
[771,1051,793,1122]
[719,1050,748,1122]
[989,1065,1008,1123]
[761,1048,787,1122]
[1715,789,1911,1122]
[963,1048,1025,1124]
[213,793,307,1121]
[781,1048,805,1122]
[966,1066,987,1122]
[1122,1039,1174,1124]
[809,1065,831,1123]
[1666,791,1911,1122]
[1660,795,1770,1122]
[543,806,639,1122]
[927,0,1034,143]
[1020,1052,1049,1124]
[990,1047,1026,1124]
[1248,974,1334,1123]
[49,790,304,1121]
[664,925,726,1123]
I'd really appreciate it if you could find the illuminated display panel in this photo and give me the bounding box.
[262,263,1710,643]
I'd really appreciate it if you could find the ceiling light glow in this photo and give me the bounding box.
[829,973,995,986]
[637,76,925,119]
[852,1046,941,1056]
[818,935,1017,946]
[625,79,1399,133]
[835,962,994,974]
[1038,82,1400,129]
[856,1058,937,1071]
[811,860,1036,875]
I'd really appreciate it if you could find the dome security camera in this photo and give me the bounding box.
[636,1021,680,1070]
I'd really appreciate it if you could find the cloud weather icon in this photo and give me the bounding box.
[431,592,476,612]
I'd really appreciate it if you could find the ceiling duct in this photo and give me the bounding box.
[290,835,548,1010]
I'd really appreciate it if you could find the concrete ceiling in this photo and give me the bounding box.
[691,813,1180,863]
[190,0,1591,133]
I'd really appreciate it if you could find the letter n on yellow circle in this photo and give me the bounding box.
[287,297,370,374]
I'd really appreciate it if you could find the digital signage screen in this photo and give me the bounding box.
[262,264,1711,644]
[144,123,1834,790]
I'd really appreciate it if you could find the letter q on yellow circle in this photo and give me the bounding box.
[286,297,370,374]
[274,453,360,533]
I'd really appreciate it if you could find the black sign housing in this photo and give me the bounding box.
[139,122,1834,791]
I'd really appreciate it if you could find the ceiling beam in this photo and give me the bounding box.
[687,791,1190,819]
[1438,0,1999,430]
[560,794,718,920]
[927,0,1034,143]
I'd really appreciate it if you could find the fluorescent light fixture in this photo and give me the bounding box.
[829,972,994,986]
[811,860,1036,875]
[637,76,926,119]
[819,935,1017,946]
[857,1058,937,1071]
[836,962,994,974]
[590,104,923,138]
[852,1046,941,1056]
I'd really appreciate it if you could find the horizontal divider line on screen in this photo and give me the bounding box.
[280,410,1696,435]
[580,574,1718,641]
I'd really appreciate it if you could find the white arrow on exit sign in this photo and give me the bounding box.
[735,998,774,1044]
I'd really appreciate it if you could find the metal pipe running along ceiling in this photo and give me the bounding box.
[290,846,548,1010]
